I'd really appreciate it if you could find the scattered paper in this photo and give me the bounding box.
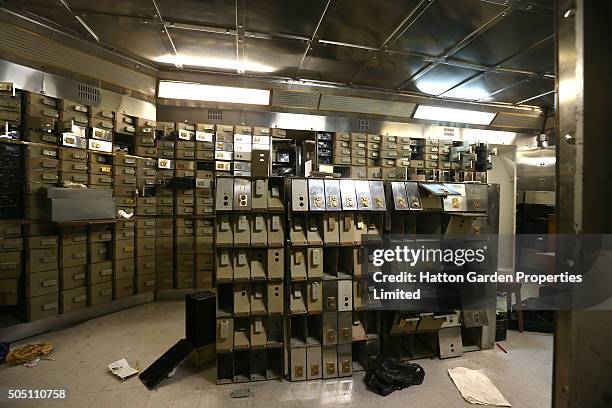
[448,367,511,407]
[108,359,139,380]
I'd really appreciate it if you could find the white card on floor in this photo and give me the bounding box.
[448,367,511,407]
[108,358,139,380]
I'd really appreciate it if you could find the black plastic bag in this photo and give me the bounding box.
[364,356,425,396]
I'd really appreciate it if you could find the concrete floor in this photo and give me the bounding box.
[0,301,553,408]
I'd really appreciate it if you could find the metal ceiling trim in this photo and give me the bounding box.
[150,0,179,67]
[0,25,157,96]
[0,6,157,74]
[59,0,100,43]
[296,0,340,76]
[515,90,555,105]
[481,70,551,102]
[235,0,246,74]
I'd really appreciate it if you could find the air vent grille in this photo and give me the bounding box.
[319,95,415,118]
[272,90,320,109]
[208,109,222,120]
[358,119,370,131]
[77,83,100,103]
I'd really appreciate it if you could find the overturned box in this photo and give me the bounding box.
[45,187,116,222]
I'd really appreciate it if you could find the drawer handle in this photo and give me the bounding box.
[43,302,58,311]
[0,262,17,270]
[74,252,86,259]
[101,289,112,296]
[74,273,86,280]
[73,294,87,303]
[100,269,112,276]
[42,279,57,287]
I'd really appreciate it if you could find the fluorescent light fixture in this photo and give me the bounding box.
[413,105,496,126]
[158,81,270,105]
[155,54,275,73]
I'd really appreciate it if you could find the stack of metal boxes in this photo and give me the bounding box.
[113,154,138,217]
[24,224,59,321]
[89,106,114,153]
[58,228,87,311]
[215,176,286,383]
[215,124,234,175]
[396,136,412,176]
[0,82,21,140]
[1,141,23,219]
[287,178,382,381]
[0,222,22,311]
[23,92,58,145]
[316,132,333,165]
[332,132,350,166]
[58,99,89,151]
[87,223,113,308]
[111,219,135,301]
[233,126,252,176]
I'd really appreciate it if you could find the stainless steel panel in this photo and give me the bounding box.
[307,281,323,314]
[290,248,307,281]
[307,346,322,380]
[354,180,372,210]
[337,280,352,312]
[217,318,234,352]
[324,179,341,210]
[302,43,370,84]
[369,181,386,211]
[266,282,283,314]
[321,345,337,379]
[405,182,422,210]
[233,178,252,210]
[324,214,340,244]
[442,183,467,212]
[308,179,326,211]
[353,53,426,89]
[339,180,357,210]
[291,179,309,212]
[307,248,323,279]
[337,343,352,377]
[323,280,338,313]
[391,181,408,210]
[267,248,284,280]
[322,313,337,346]
[233,283,250,317]
[216,177,234,211]
[465,184,489,212]
[252,179,268,209]
[290,347,307,381]
[233,248,250,280]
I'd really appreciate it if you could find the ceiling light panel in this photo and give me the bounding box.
[158,81,270,105]
[413,105,496,125]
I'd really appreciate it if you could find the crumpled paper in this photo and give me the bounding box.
[108,359,139,380]
[448,367,511,407]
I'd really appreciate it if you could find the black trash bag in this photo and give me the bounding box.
[364,356,425,396]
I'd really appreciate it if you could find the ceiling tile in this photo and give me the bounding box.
[453,9,554,67]
[245,37,306,77]
[403,64,482,96]
[322,0,421,48]
[443,71,525,100]
[390,0,505,57]
[352,52,427,89]
[489,77,554,105]
[301,43,371,84]
[244,0,327,38]
[499,38,554,74]
[156,0,235,28]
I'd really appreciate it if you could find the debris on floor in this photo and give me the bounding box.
[231,388,251,398]
[6,342,53,366]
[364,356,425,396]
[108,358,139,380]
[448,367,511,407]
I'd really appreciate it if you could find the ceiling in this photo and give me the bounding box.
[0,0,556,109]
